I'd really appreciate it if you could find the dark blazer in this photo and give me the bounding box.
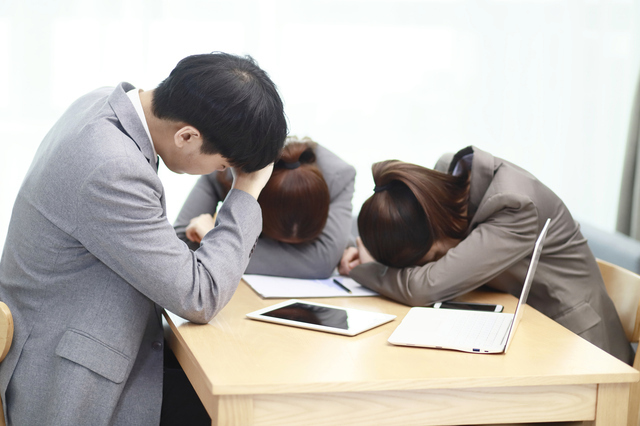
[350,146,633,364]
[174,144,356,279]
[0,83,262,425]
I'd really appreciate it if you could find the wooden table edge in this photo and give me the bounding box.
[162,310,639,397]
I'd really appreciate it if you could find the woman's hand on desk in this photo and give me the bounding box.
[186,213,216,243]
[338,237,375,275]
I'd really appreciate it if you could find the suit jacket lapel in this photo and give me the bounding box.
[108,82,158,174]
[449,145,501,223]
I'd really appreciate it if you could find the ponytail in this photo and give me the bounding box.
[259,137,330,243]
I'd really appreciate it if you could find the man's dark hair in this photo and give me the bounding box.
[152,52,288,172]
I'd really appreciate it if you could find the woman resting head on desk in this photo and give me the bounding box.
[339,145,633,364]
[174,136,356,279]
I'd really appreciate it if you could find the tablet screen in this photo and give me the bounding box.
[247,299,396,336]
[262,302,349,329]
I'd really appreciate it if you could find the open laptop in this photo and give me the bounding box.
[388,218,551,354]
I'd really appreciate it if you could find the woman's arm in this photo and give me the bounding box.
[350,192,540,306]
[174,173,225,249]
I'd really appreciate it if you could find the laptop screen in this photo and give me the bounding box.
[502,218,551,351]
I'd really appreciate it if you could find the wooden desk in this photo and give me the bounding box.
[164,281,639,426]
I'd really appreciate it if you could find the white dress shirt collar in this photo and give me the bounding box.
[126,87,157,159]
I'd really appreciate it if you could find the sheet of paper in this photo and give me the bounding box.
[242,274,378,298]
[164,310,189,327]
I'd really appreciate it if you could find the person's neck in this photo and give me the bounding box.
[139,89,179,160]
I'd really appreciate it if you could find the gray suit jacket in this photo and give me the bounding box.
[174,144,356,279]
[350,146,633,364]
[0,83,262,425]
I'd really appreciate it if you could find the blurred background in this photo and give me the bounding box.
[1,0,640,255]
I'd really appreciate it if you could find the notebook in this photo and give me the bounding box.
[388,218,551,354]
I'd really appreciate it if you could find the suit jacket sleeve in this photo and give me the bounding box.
[74,158,259,323]
[349,191,539,306]
[245,150,356,278]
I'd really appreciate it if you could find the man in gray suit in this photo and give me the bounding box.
[0,52,287,425]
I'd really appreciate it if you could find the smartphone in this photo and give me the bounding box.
[432,301,504,313]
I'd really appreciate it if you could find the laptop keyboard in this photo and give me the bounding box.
[438,311,513,349]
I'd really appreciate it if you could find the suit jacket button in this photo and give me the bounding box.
[152,341,163,351]
[249,238,258,257]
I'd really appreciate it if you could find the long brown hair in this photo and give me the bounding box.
[358,160,469,267]
[217,136,330,243]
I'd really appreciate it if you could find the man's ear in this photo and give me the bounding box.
[174,126,202,148]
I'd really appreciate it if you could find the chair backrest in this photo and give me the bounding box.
[0,302,12,426]
[597,259,640,346]
[597,259,640,426]
[0,302,12,363]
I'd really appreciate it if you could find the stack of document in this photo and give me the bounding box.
[242,274,378,298]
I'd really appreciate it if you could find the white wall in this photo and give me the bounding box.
[2,0,640,256]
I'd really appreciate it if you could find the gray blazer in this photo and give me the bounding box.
[174,144,356,279]
[350,146,633,364]
[0,83,262,425]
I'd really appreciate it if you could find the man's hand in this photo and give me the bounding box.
[185,213,216,243]
[231,163,274,200]
[338,237,376,275]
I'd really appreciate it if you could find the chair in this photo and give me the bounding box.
[0,302,12,426]
[596,258,640,426]
[581,221,640,275]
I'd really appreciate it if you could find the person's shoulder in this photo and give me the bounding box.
[61,87,113,121]
[434,152,455,172]
[68,103,149,170]
[73,85,118,105]
[90,85,118,96]
[314,144,356,182]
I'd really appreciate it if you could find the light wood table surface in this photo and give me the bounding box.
[164,280,639,426]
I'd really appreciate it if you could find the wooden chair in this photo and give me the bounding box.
[487,260,640,426]
[0,302,13,426]
[597,258,640,426]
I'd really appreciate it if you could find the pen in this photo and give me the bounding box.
[332,278,352,294]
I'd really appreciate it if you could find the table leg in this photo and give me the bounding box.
[594,383,630,425]
[212,395,254,426]
[629,379,640,426]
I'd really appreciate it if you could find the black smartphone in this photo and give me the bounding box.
[432,301,504,312]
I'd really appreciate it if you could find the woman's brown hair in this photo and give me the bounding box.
[358,160,470,268]
[217,136,330,243]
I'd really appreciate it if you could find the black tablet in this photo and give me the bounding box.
[246,299,396,336]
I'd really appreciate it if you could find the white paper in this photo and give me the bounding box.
[242,274,378,298]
